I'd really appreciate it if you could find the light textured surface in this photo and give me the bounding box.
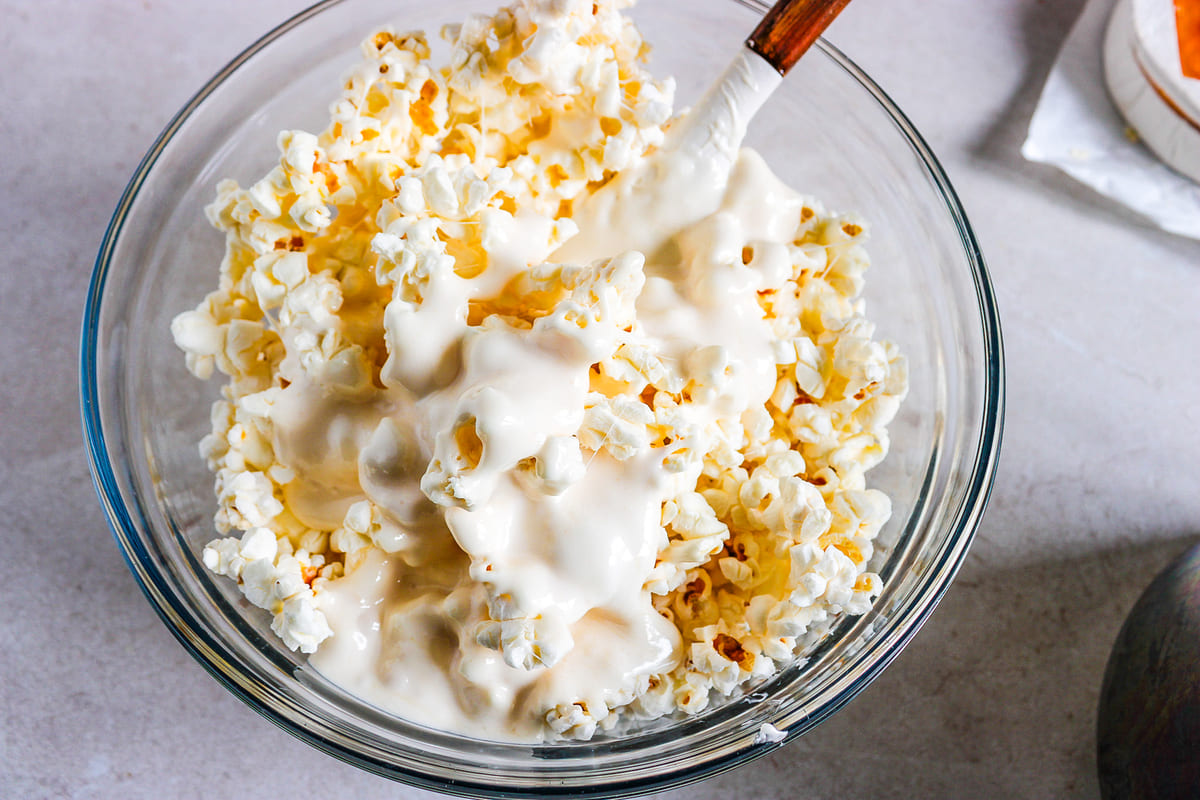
[3,0,1199,797]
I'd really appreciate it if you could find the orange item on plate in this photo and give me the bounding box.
[1178,0,1200,78]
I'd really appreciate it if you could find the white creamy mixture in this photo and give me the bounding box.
[173,0,907,742]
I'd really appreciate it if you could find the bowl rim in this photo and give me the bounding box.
[80,0,1004,795]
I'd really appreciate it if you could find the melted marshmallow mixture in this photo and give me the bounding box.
[172,0,908,742]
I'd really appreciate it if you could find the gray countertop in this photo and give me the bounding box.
[4,0,1199,797]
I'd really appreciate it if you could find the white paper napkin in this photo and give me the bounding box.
[1021,0,1200,240]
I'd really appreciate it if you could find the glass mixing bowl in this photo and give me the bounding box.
[81,0,1003,795]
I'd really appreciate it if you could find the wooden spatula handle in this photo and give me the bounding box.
[747,0,853,75]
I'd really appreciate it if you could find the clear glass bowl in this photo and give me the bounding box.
[81,0,1004,796]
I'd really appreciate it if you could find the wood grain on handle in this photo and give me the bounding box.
[747,0,853,75]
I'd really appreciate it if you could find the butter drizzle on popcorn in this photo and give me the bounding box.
[172,0,907,742]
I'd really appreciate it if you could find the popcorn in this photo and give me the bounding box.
[674,671,714,715]
[578,393,654,460]
[274,591,333,653]
[792,336,828,399]
[174,0,907,743]
[474,607,574,670]
[330,501,376,554]
[202,528,331,653]
[520,434,586,495]
[545,701,600,740]
[226,471,282,528]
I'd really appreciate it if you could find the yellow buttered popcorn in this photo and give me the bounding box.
[174,0,907,742]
